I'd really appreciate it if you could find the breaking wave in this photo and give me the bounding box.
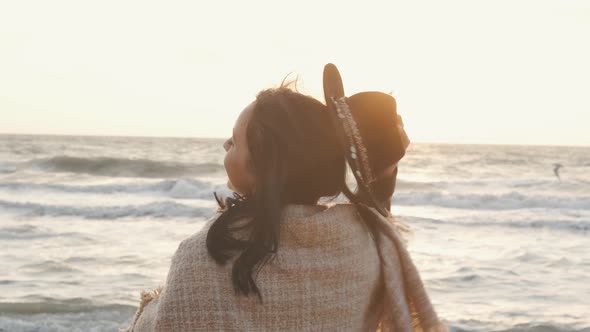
[0,178,230,199]
[393,191,590,211]
[0,199,213,219]
[27,155,224,178]
[403,215,590,232]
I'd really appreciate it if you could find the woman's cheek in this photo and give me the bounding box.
[224,152,236,187]
[224,151,245,194]
[224,149,255,195]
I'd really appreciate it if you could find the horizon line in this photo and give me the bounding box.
[0,131,588,149]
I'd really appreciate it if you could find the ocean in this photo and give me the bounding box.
[0,134,588,332]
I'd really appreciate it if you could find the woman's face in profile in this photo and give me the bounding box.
[223,102,256,195]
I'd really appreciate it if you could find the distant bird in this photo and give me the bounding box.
[553,163,563,181]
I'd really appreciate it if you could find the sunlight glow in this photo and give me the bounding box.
[1,0,589,146]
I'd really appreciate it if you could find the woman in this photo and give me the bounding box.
[122,64,446,331]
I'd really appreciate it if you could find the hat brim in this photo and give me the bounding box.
[322,64,407,213]
[322,63,346,109]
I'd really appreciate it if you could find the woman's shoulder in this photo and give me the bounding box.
[173,211,222,260]
[171,204,370,256]
[280,202,359,221]
[279,203,371,248]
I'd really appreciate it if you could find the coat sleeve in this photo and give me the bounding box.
[119,286,164,332]
[120,231,195,332]
[120,213,220,332]
[121,235,191,332]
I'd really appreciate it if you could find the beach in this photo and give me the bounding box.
[0,134,588,332]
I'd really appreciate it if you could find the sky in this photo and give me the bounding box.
[1,0,589,146]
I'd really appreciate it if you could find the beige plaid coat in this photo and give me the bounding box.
[123,203,447,332]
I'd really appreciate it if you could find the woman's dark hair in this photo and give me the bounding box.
[206,86,404,301]
[206,86,346,300]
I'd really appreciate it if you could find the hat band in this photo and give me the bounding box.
[330,96,375,184]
